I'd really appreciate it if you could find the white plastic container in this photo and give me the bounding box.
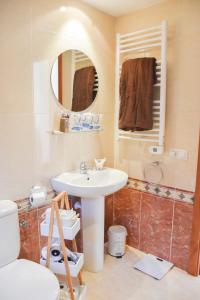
[108,225,127,257]
[44,208,77,227]
[40,252,84,277]
[40,218,80,240]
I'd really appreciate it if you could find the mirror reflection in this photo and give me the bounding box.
[51,49,99,112]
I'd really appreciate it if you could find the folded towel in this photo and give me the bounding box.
[119,57,157,131]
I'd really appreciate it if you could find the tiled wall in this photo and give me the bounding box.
[18,181,194,272]
[105,181,194,271]
[19,204,49,263]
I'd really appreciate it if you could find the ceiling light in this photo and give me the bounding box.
[60,6,67,12]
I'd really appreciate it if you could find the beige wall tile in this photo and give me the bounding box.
[0,114,35,199]
[0,0,33,114]
[33,114,66,188]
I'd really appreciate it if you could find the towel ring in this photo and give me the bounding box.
[143,161,163,184]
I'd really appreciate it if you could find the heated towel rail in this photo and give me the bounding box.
[114,20,167,161]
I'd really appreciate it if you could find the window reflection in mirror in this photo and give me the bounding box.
[51,50,99,112]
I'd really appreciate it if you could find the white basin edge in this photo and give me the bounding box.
[51,168,128,198]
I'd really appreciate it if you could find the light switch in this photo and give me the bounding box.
[169,149,188,160]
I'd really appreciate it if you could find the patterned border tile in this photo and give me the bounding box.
[15,180,194,214]
[127,178,194,204]
[16,198,31,213]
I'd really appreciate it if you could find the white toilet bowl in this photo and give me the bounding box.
[0,200,60,300]
[0,259,60,300]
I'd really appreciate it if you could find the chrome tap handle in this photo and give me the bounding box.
[80,161,88,174]
[80,161,86,169]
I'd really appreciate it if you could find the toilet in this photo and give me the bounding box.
[0,200,60,300]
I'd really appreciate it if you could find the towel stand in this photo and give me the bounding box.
[46,191,83,300]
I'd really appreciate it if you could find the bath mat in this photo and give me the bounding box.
[134,254,174,280]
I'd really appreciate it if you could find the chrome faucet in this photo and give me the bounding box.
[80,161,88,174]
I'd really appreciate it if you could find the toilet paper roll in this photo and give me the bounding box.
[30,195,46,208]
[41,246,78,264]
[41,245,63,262]
[51,243,63,262]
[30,186,47,208]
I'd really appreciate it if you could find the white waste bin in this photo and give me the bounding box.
[108,225,127,257]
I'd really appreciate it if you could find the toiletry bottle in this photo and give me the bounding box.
[60,114,69,133]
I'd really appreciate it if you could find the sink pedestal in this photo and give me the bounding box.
[81,196,105,272]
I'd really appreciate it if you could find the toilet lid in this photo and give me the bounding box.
[0,259,60,300]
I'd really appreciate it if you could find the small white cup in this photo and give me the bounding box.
[94,158,106,170]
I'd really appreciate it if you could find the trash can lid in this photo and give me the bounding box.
[108,225,127,235]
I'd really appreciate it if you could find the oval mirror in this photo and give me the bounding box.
[51,49,99,112]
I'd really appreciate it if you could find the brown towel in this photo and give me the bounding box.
[119,57,157,131]
[72,66,95,112]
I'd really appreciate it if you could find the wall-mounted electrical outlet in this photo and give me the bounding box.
[169,149,188,160]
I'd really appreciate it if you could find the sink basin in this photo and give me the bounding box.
[51,168,128,198]
[51,167,128,272]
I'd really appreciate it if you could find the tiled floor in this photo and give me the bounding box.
[82,247,200,300]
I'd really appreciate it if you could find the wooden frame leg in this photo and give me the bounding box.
[72,239,83,285]
[64,193,71,210]
[46,204,55,268]
[54,201,75,300]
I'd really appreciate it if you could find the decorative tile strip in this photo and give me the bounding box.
[16,198,31,213]
[127,178,194,204]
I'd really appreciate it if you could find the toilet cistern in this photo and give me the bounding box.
[51,167,128,272]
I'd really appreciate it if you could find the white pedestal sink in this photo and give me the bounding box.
[51,168,128,272]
